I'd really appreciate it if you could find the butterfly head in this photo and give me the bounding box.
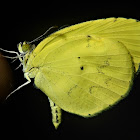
[18,41,34,54]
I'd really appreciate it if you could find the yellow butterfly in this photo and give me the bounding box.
[1,17,140,129]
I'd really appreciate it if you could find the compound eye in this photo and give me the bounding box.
[17,41,31,54]
[22,43,30,53]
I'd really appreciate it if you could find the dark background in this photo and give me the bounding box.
[0,2,139,139]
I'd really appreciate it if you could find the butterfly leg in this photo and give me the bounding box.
[48,98,62,129]
[6,73,31,99]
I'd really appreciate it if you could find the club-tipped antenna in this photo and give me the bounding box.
[28,26,58,44]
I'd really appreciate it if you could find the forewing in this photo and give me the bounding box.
[33,18,140,72]
[34,36,134,117]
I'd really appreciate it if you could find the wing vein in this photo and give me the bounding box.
[46,68,126,97]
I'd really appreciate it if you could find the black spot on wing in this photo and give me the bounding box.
[87,35,91,38]
[86,35,92,48]
[88,114,91,116]
[80,66,84,70]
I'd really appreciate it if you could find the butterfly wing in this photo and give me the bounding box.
[34,35,134,117]
[33,18,140,72]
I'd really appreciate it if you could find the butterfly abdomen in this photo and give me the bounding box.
[48,98,62,129]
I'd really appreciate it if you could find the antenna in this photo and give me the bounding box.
[28,26,58,44]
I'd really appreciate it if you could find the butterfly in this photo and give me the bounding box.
[0,17,140,129]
